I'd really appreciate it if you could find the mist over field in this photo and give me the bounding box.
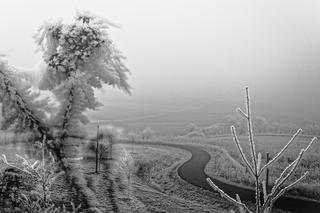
[85,100,320,135]
[1,0,320,134]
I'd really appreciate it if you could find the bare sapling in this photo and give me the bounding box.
[206,87,317,213]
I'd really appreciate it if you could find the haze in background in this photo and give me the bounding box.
[0,0,319,128]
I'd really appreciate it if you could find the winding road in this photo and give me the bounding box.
[122,141,320,213]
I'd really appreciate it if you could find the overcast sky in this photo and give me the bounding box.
[0,0,319,112]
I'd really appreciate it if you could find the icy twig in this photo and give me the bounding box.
[259,129,302,175]
[207,178,252,213]
[231,126,254,175]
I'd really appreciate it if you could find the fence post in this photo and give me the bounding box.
[266,152,270,194]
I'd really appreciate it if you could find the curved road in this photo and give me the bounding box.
[120,141,320,213]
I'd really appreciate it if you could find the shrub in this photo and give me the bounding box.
[0,167,35,212]
[0,144,83,212]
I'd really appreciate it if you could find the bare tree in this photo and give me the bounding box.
[127,130,139,142]
[206,87,317,213]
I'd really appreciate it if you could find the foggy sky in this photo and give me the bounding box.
[0,0,319,112]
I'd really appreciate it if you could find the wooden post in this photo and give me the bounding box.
[266,152,270,194]
[95,125,99,173]
[109,135,113,160]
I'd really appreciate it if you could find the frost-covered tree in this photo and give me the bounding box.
[0,12,131,210]
[34,11,131,137]
[206,88,317,213]
[0,11,131,171]
[141,127,155,141]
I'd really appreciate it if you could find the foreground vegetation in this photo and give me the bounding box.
[0,139,234,212]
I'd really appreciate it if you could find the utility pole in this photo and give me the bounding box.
[95,124,99,173]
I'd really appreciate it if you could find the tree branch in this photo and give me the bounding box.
[231,126,254,176]
[206,178,252,213]
[259,129,302,176]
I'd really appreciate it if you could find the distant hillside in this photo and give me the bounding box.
[85,101,320,136]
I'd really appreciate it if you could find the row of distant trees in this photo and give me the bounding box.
[127,127,155,142]
[181,114,320,138]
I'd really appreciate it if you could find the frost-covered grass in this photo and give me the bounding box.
[0,137,293,212]
[121,144,232,213]
[78,142,229,212]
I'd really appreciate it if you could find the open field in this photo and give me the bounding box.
[85,101,320,136]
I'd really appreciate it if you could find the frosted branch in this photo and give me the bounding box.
[236,107,248,119]
[0,154,32,175]
[272,149,303,192]
[261,172,308,213]
[259,129,302,175]
[261,137,317,213]
[273,172,308,203]
[206,178,252,213]
[231,126,254,175]
[262,180,268,202]
[236,194,246,213]
[274,137,316,191]
[0,68,48,135]
[244,87,257,174]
